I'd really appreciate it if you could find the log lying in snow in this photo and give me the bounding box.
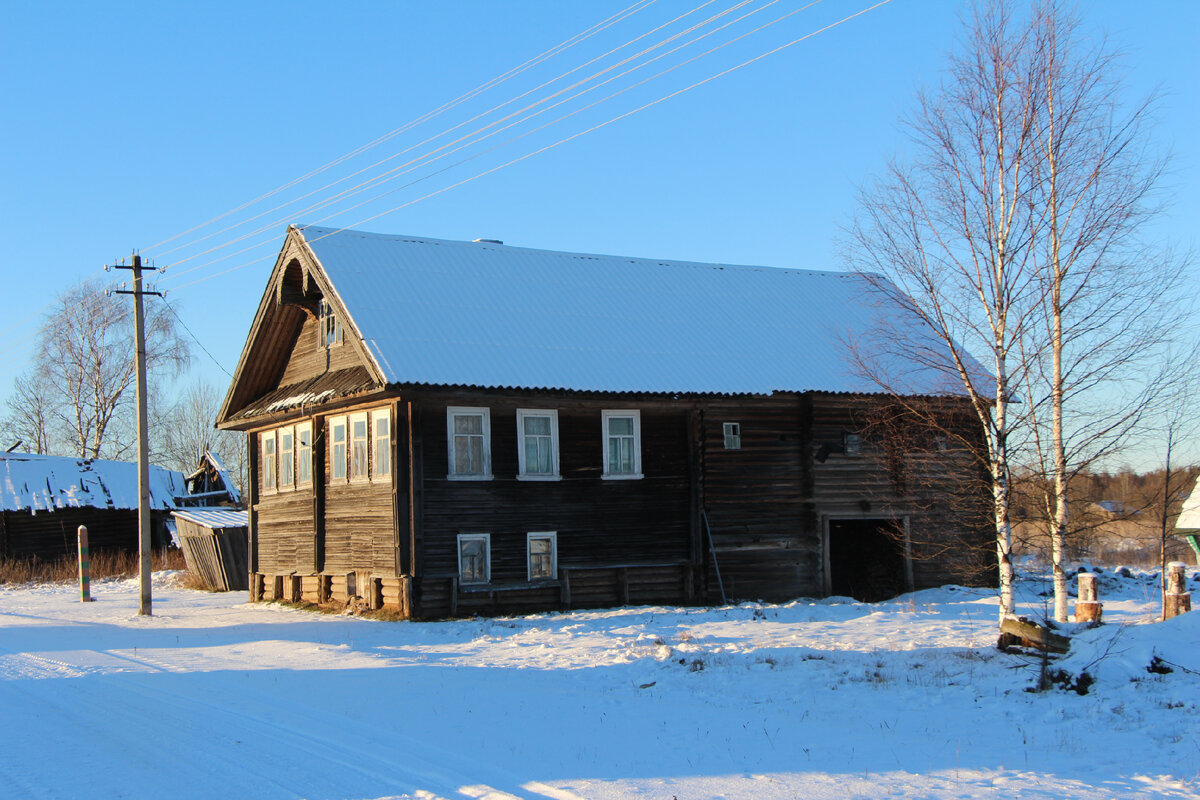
[997,616,1071,654]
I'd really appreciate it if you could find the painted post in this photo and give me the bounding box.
[77,525,95,602]
[1074,572,1101,623]
[1164,562,1191,620]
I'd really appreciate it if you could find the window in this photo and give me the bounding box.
[350,412,369,481]
[844,433,862,456]
[331,417,347,481]
[723,422,742,450]
[516,409,559,479]
[318,298,343,348]
[372,409,391,479]
[279,427,295,487]
[296,422,313,485]
[527,532,557,581]
[447,407,491,479]
[602,410,642,479]
[262,432,277,492]
[457,534,490,584]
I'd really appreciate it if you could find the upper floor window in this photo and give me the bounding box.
[262,433,277,492]
[516,409,559,480]
[723,422,742,450]
[331,417,348,481]
[372,409,391,478]
[447,407,491,479]
[350,412,369,481]
[602,410,642,479]
[296,422,313,485]
[279,427,295,487]
[318,298,343,348]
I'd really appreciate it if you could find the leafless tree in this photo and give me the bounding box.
[1019,1,1184,621]
[847,0,1047,619]
[159,379,246,493]
[17,280,190,459]
[2,372,59,454]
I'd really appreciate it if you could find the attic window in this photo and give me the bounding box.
[318,298,343,348]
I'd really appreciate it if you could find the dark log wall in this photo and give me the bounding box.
[698,396,821,601]
[411,392,692,618]
[1,508,173,560]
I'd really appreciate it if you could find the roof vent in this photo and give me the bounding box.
[473,238,503,245]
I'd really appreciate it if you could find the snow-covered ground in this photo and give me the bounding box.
[1,568,1197,800]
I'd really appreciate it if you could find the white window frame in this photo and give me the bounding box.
[296,421,313,485]
[601,409,643,480]
[279,425,295,488]
[447,407,492,480]
[516,409,560,480]
[457,533,491,585]
[371,408,391,481]
[527,531,558,582]
[349,412,370,483]
[330,416,348,482]
[318,298,343,348]
[723,422,742,450]
[261,431,277,493]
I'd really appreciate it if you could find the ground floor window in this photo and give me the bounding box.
[458,533,491,584]
[527,532,557,581]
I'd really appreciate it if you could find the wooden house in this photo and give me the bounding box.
[216,225,994,618]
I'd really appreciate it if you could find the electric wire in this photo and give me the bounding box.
[170,0,894,293]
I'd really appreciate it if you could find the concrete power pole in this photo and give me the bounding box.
[111,252,158,616]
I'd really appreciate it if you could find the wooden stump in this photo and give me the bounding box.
[1075,572,1102,623]
[1165,562,1192,620]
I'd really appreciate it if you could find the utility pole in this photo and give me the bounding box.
[109,252,159,616]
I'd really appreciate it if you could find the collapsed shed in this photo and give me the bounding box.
[173,507,249,591]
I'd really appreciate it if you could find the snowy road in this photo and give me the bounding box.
[0,570,1196,799]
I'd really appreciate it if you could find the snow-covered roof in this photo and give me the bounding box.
[0,452,187,514]
[294,225,972,397]
[1175,477,1200,533]
[172,507,248,530]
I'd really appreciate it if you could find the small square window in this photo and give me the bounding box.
[723,422,741,450]
[458,533,490,585]
[527,532,557,581]
[447,407,492,479]
[350,412,369,481]
[372,409,391,479]
[517,409,560,480]
[602,410,642,479]
[330,417,348,481]
[296,422,313,485]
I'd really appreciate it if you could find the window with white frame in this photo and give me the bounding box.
[330,417,347,481]
[318,298,343,348]
[516,409,559,479]
[447,407,491,479]
[262,432,277,492]
[296,422,313,485]
[457,533,490,584]
[372,409,391,479]
[723,422,742,450]
[350,412,369,481]
[602,410,642,479]
[279,426,295,487]
[527,532,557,581]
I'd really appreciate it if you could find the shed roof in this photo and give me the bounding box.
[172,508,248,530]
[0,453,187,514]
[293,225,974,398]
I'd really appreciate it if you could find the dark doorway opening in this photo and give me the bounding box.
[828,518,907,602]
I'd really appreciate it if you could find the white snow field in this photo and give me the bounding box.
[1,568,1196,800]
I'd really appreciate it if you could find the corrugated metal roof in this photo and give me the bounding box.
[296,225,973,397]
[0,453,186,513]
[172,507,248,529]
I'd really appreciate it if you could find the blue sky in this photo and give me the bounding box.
[1,0,1196,467]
